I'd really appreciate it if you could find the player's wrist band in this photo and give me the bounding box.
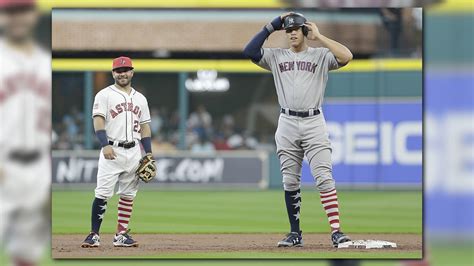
[140,137,152,154]
[265,23,275,33]
[268,16,283,33]
[95,130,109,147]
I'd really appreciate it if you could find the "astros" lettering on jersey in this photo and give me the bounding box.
[109,102,142,119]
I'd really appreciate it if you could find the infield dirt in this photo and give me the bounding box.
[52,233,422,259]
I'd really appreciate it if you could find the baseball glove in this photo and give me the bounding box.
[135,154,156,183]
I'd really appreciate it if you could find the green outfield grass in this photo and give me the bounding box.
[52,189,422,234]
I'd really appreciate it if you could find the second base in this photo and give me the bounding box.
[337,240,397,249]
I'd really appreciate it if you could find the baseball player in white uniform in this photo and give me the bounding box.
[0,1,51,265]
[244,12,353,247]
[81,56,153,248]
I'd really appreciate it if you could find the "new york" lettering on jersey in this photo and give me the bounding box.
[278,61,318,73]
[109,102,142,119]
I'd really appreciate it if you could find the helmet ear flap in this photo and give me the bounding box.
[302,26,308,36]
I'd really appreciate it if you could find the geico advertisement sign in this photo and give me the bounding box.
[327,121,421,165]
[425,113,474,194]
[321,101,422,166]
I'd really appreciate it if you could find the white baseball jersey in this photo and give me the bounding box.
[0,38,51,156]
[0,38,51,262]
[92,85,151,142]
[0,38,51,197]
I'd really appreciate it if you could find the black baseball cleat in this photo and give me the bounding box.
[81,232,100,248]
[277,231,303,247]
[331,230,351,247]
[113,229,139,247]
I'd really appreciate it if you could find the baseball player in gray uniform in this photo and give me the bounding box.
[244,12,353,247]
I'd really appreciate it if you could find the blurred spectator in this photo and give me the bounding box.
[188,104,213,138]
[185,128,199,149]
[227,133,244,149]
[53,106,270,151]
[226,132,260,150]
[244,134,259,149]
[150,108,164,135]
[220,114,235,139]
[168,110,180,133]
[213,134,231,150]
[191,134,215,153]
[53,107,84,150]
[380,8,402,56]
[56,132,72,150]
[62,106,83,141]
[152,135,177,153]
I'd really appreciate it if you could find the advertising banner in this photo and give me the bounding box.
[301,101,422,187]
[425,73,474,237]
[52,151,268,187]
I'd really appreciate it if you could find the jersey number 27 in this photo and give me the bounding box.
[133,120,141,133]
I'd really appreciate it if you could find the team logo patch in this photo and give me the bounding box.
[289,18,294,24]
[93,103,99,109]
[121,59,126,65]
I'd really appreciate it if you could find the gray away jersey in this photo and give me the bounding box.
[256,47,340,111]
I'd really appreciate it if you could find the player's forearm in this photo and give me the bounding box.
[140,123,152,154]
[243,16,282,62]
[318,34,353,65]
[93,116,109,147]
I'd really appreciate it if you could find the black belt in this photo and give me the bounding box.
[281,108,320,118]
[9,150,41,163]
[109,141,136,149]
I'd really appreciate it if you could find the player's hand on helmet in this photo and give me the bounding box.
[102,145,117,160]
[280,12,294,21]
[304,22,321,40]
[269,12,293,32]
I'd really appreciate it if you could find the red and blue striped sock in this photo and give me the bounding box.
[319,189,341,233]
[117,197,134,233]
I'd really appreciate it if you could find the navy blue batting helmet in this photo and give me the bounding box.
[283,13,308,36]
